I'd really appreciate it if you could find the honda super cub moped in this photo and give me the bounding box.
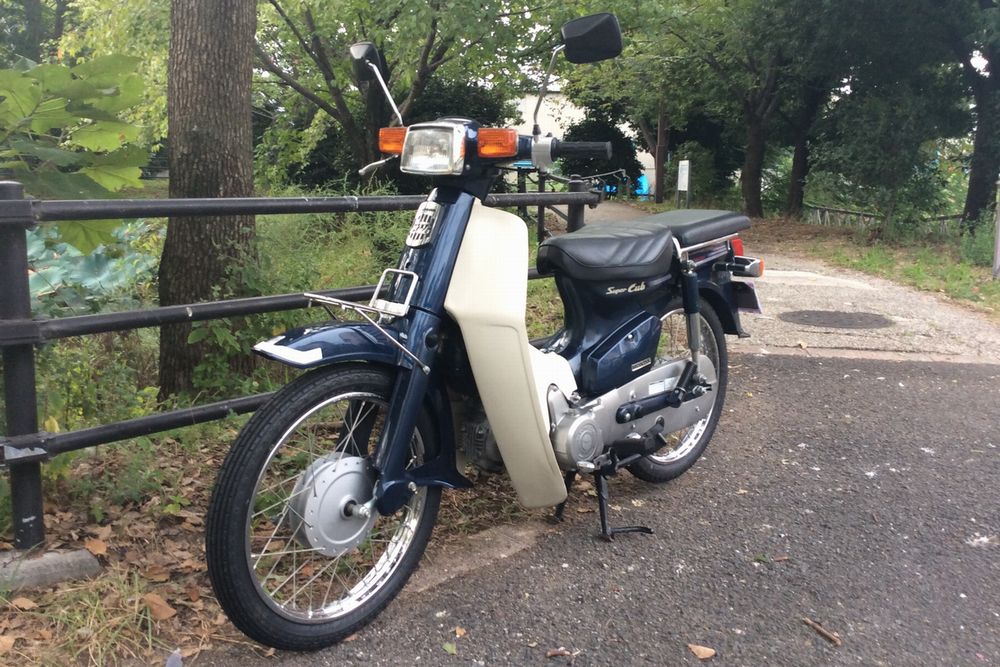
[206,13,762,651]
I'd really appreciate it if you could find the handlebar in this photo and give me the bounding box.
[549,139,612,160]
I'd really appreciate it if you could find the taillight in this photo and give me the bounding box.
[731,238,744,256]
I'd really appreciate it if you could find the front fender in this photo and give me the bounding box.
[253,321,402,369]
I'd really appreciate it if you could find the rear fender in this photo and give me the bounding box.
[698,281,747,337]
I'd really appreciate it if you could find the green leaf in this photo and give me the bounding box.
[71,55,143,88]
[55,219,120,254]
[70,121,140,151]
[0,72,42,123]
[187,326,212,344]
[80,164,142,191]
[27,64,73,93]
[6,139,84,166]
[442,642,457,656]
[28,97,75,132]
[91,144,149,167]
[89,74,144,113]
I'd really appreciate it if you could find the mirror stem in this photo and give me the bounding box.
[367,62,404,126]
[532,44,565,136]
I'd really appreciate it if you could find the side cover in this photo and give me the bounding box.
[444,201,574,508]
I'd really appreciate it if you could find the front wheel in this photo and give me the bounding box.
[627,303,728,483]
[206,364,441,651]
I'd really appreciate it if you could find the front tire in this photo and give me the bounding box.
[206,364,441,651]
[627,303,728,483]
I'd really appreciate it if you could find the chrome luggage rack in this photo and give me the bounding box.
[304,268,430,373]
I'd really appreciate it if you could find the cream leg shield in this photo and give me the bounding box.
[444,201,573,508]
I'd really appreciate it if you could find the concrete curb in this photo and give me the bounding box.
[0,548,102,591]
[730,342,1000,365]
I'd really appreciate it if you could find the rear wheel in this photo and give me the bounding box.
[206,364,440,651]
[627,303,727,483]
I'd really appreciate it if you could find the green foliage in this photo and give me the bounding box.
[960,215,998,267]
[559,114,643,184]
[0,58,148,251]
[59,0,170,144]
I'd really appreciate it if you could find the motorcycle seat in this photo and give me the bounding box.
[536,209,749,282]
[537,218,676,281]
[642,209,750,248]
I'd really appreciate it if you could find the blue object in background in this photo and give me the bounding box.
[634,173,650,196]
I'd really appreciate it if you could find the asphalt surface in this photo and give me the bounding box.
[204,353,1000,666]
[200,204,1000,665]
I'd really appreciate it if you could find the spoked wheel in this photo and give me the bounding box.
[206,364,440,651]
[627,303,728,483]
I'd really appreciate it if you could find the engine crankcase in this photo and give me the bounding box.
[548,354,717,470]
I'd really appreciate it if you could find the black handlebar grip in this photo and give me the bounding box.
[550,139,612,160]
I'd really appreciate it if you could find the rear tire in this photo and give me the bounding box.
[206,364,441,651]
[627,303,728,483]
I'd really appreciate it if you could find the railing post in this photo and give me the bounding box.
[567,176,586,232]
[0,181,45,549]
[536,171,547,244]
[517,169,529,221]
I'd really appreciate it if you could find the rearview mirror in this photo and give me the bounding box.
[561,13,623,64]
[350,42,388,82]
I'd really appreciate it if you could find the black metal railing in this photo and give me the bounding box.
[0,178,601,550]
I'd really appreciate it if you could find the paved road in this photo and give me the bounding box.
[204,354,1000,667]
[202,204,1000,666]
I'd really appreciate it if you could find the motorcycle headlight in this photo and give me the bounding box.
[400,123,466,175]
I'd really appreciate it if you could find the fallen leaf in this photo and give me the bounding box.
[688,643,716,660]
[184,584,201,603]
[343,633,360,642]
[0,635,14,654]
[631,499,645,507]
[455,626,467,638]
[576,507,594,514]
[10,597,38,610]
[92,525,113,541]
[84,537,107,556]
[143,593,177,621]
[144,564,170,583]
[546,647,572,658]
[773,555,791,562]
[35,628,52,640]
[442,641,457,655]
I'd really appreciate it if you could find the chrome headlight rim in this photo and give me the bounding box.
[399,122,467,176]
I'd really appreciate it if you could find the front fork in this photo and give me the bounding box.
[371,308,472,515]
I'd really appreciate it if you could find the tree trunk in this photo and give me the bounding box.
[158,0,257,397]
[962,82,1000,231]
[784,85,826,218]
[654,104,667,204]
[785,135,809,218]
[22,0,44,61]
[741,119,766,218]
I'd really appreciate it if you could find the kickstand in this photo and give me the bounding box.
[594,472,653,542]
[551,470,577,523]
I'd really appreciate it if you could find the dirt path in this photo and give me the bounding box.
[586,201,1000,363]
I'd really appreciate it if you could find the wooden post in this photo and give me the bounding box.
[993,179,1000,280]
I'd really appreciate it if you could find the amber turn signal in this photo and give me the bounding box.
[379,127,407,154]
[477,128,518,158]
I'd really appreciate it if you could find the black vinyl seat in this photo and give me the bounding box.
[537,218,675,281]
[536,209,749,282]
[643,209,750,248]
